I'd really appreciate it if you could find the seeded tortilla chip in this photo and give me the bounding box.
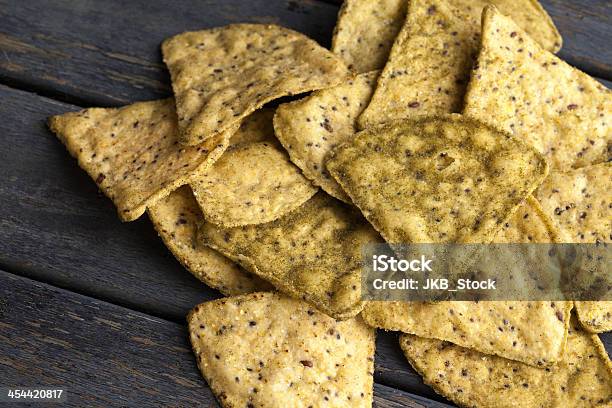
[190,142,318,227]
[535,163,612,333]
[274,71,378,202]
[198,192,382,319]
[464,6,611,171]
[575,302,612,334]
[188,292,375,408]
[327,115,548,244]
[331,0,407,73]
[535,163,611,243]
[148,186,271,295]
[400,315,612,408]
[361,198,572,367]
[358,0,561,128]
[48,99,229,222]
[162,24,349,146]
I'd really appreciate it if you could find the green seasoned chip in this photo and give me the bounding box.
[197,192,383,319]
[327,114,548,244]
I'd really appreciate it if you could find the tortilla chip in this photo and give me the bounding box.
[274,71,378,202]
[331,0,407,73]
[327,114,548,244]
[361,197,572,367]
[464,6,611,171]
[148,186,271,295]
[535,163,612,333]
[535,163,611,243]
[162,24,349,146]
[190,142,318,227]
[575,302,612,334]
[48,99,229,222]
[358,0,561,128]
[198,192,382,319]
[400,315,612,408]
[188,292,375,408]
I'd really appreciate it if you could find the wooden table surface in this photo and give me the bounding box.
[0,0,609,406]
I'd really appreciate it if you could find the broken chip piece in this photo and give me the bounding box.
[188,292,375,408]
[162,24,349,145]
[48,98,229,221]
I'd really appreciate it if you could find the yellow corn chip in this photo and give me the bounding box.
[359,0,561,128]
[48,99,229,221]
[361,197,572,367]
[198,192,382,319]
[331,0,407,73]
[327,115,548,244]
[274,71,378,202]
[190,142,317,227]
[464,6,611,170]
[148,186,271,295]
[188,292,375,408]
[162,24,349,146]
[400,315,612,408]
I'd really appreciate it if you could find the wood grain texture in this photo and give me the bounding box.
[0,0,340,106]
[0,270,454,408]
[0,0,609,109]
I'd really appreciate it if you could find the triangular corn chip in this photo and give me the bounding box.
[359,0,561,127]
[331,0,407,73]
[464,6,611,170]
[188,292,375,408]
[48,99,229,221]
[190,141,317,227]
[162,24,349,145]
[327,115,548,244]
[400,315,612,408]
[198,192,382,319]
[274,71,378,202]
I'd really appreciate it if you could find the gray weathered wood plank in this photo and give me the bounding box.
[0,0,609,109]
[0,83,218,322]
[0,270,455,408]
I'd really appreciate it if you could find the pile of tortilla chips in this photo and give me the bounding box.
[48,1,610,407]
